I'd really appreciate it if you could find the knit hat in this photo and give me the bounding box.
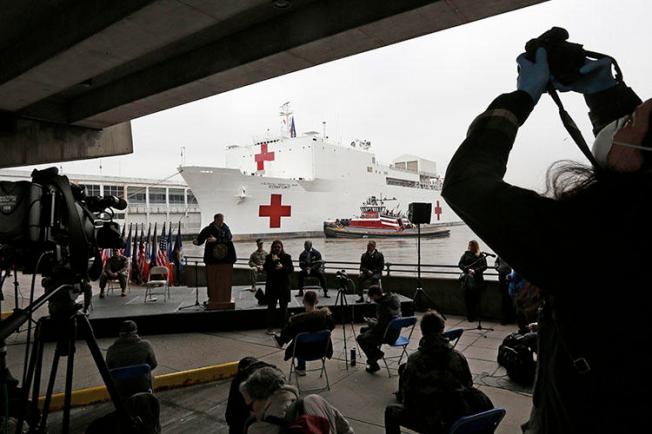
[592,116,628,167]
[119,320,138,336]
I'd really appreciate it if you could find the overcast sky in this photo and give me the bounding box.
[22,0,652,192]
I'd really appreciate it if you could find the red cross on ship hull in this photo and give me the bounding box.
[259,194,291,228]
[254,143,275,171]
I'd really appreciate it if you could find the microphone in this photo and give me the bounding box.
[481,251,496,257]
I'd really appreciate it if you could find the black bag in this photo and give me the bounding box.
[255,288,266,305]
[497,332,537,386]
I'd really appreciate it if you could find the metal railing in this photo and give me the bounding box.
[183,255,499,279]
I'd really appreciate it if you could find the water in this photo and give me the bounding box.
[184,224,495,269]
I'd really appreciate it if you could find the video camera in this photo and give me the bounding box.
[0,167,126,306]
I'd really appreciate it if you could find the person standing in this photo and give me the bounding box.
[458,240,487,322]
[297,240,328,298]
[264,240,293,335]
[357,240,384,303]
[99,249,129,298]
[193,213,236,307]
[248,239,267,292]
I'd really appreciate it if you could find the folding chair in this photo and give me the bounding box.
[109,363,153,399]
[448,408,506,434]
[380,316,417,377]
[145,266,169,303]
[288,330,332,394]
[443,327,464,349]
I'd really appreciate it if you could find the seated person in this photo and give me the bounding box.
[248,239,267,292]
[240,367,354,434]
[357,240,384,303]
[356,285,400,373]
[106,320,158,398]
[225,357,277,434]
[385,311,493,434]
[273,291,335,375]
[106,320,158,370]
[297,240,328,297]
[99,249,129,298]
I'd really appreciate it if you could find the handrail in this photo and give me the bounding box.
[182,255,499,278]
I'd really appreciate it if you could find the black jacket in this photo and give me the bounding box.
[442,85,650,434]
[458,251,487,284]
[196,223,235,264]
[368,292,401,341]
[298,248,323,272]
[263,252,294,302]
[360,249,384,276]
[279,308,335,360]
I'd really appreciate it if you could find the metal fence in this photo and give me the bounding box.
[183,255,499,279]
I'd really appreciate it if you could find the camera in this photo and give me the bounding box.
[525,27,587,85]
[0,167,126,309]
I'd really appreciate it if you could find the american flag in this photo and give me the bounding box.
[156,222,169,266]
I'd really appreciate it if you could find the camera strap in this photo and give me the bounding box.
[547,51,623,169]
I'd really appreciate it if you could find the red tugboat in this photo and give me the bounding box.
[323,196,450,238]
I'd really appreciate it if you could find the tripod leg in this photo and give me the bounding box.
[61,321,77,434]
[77,315,128,417]
[16,319,44,433]
[39,345,62,431]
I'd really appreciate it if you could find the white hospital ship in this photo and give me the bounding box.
[180,107,451,239]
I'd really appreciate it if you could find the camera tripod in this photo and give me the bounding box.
[7,284,134,434]
[333,276,360,369]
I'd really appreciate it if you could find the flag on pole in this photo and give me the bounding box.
[150,222,158,268]
[290,116,296,138]
[137,224,147,283]
[156,222,169,266]
[166,222,175,283]
[131,224,140,283]
[143,223,152,281]
[124,223,132,258]
[172,221,184,284]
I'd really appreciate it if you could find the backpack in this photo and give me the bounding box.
[497,332,537,386]
[265,398,330,434]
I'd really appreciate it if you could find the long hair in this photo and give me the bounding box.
[270,239,284,254]
[468,240,480,256]
[545,160,652,200]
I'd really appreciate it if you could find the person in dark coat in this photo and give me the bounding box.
[385,311,492,434]
[273,291,335,375]
[192,213,234,264]
[458,240,487,322]
[106,320,158,371]
[356,285,401,373]
[442,46,652,433]
[356,240,385,303]
[263,239,294,334]
[225,357,277,434]
[297,240,328,298]
[494,256,515,324]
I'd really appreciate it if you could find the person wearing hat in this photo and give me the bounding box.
[248,239,267,292]
[442,46,652,434]
[106,320,158,371]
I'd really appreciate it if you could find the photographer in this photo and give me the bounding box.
[442,39,651,433]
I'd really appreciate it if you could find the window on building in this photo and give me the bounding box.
[126,186,146,204]
[103,185,123,198]
[81,184,101,197]
[169,188,185,204]
[187,190,198,204]
[149,187,166,204]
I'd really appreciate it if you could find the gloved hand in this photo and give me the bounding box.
[552,57,618,94]
[516,47,550,104]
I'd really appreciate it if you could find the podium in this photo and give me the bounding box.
[206,263,235,310]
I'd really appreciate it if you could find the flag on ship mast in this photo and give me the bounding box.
[290,116,296,138]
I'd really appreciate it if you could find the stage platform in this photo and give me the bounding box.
[86,284,414,339]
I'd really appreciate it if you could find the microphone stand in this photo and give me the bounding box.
[462,252,494,337]
[179,260,203,310]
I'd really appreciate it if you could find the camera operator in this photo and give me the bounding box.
[442,41,652,433]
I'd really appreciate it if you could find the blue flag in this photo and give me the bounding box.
[124,223,132,258]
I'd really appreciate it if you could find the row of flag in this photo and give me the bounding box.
[101,221,184,284]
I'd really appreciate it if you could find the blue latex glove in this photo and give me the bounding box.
[516,47,550,104]
[552,57,618,94]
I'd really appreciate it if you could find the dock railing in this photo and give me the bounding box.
[183,256,499,279]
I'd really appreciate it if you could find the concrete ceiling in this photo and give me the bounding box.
[0,0,546,167]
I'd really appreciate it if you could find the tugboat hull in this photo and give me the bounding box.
[323,223,450,239]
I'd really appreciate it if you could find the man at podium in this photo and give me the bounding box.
[193,213,236,309]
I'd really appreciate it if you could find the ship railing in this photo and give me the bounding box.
[182,256,499,279]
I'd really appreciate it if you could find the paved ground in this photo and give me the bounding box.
[2,274,531,433]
